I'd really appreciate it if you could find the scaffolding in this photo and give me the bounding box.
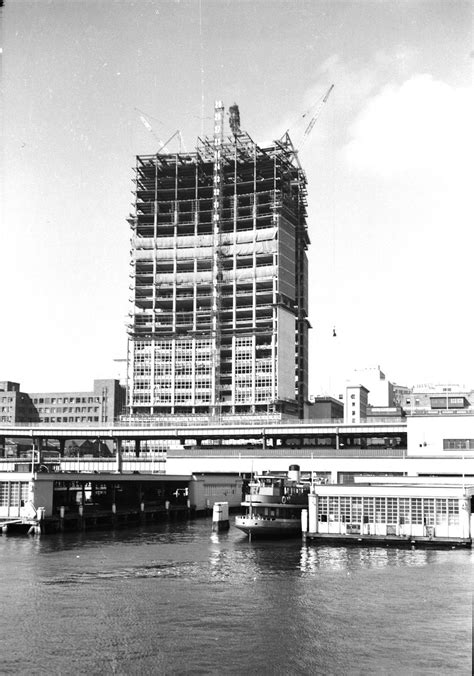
[127,103,309,418]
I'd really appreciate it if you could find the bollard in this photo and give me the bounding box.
[212,502,229,533]
[78,504,85,530]
[59,506,66,532]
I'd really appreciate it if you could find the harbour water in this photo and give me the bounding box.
[0,519,471,675]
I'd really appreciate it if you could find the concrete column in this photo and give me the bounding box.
[115,439,122,473]
[134,439,141,458]
[0,436,5,458]
[59,439,66,457]
[308,493,318,534]
[460,498,470,539]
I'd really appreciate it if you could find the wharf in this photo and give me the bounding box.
[305,532,472,549]
[0,503,194,535]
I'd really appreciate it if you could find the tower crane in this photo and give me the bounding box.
[298,83,334,149]
[136,109,187,153]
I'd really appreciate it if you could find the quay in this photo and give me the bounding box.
[1,414,474,541]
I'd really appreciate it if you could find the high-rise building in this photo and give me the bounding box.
[127,102,309,418]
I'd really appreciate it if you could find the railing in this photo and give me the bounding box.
[0,458,166,474]
[167,447,407,459]
[1,415,409,429]
[405,409,474,416]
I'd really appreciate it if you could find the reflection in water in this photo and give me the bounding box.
[299,543,432,573]
[0,520,471,675]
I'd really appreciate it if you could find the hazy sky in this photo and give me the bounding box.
[1,0,472,395]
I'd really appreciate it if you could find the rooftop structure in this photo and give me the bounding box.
[394,383,473,415]
[127,102,310,418]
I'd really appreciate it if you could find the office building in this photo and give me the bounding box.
[127,102,310,418]
[29,379,125,424]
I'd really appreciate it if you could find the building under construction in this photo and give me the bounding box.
[127,102,310,419]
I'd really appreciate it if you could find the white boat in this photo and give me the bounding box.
[235,465,310,538]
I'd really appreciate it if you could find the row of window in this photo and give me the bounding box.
[32,396,100,405]
[317,496,460,525]
[40,416,101,423]
[444,439,474,450]
[0,482,30,507]
[35,406,100,414]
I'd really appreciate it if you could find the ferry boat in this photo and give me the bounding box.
[235,465,311,538]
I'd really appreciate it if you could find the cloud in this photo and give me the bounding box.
[343,74,473,180]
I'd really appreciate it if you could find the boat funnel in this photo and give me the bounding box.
[288,464,300,483]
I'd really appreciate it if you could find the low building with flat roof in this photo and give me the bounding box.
[307,477,473,547]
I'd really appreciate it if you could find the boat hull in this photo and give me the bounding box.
[235,515,301,538]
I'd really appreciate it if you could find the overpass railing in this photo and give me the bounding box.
[0,458,166,474]
[1,416,408,429]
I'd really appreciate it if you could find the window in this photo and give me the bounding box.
[448,499,459,525]
[386,498,398,524]
[351,497,362,523]
[328,496,338,522]
[340,497,350,522]
[318,496,328,522]
[10,483,19,506]
[375,498,386,523]
[411,498,423,524]
[423,498,435,526]
[363,497,374,524]
[398,498,410,525]
[0,483,9,506]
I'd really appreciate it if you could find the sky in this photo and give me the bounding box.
[1,0,473,396]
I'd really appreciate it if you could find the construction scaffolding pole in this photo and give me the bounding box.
[211,100,225,417]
